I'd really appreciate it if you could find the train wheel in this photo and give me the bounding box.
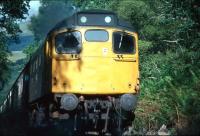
[29,106,48,128]
[29,109,36,127]
[110,110,131,136]
[116,118,124,136]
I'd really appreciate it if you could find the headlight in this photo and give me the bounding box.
[60,94,78,111]
[80,16,87,23]
[105,16,112,23]
[120,94,138,111]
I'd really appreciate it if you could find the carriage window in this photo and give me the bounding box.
[85,30,108,42]
[55,31,81,54]
[113,32,135,54]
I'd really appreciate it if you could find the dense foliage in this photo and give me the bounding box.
[0,0,29,90]
[74,0,200,134]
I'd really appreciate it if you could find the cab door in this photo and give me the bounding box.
[110,31,139,93]
[51,30,83,93]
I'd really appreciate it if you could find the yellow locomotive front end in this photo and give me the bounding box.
[46,10,140,134]
[51,27,139,95]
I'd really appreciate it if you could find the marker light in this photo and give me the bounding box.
[105,16,111,23]
[80,16,87,23]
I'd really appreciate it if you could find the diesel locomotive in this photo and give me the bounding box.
[0,10,140,135]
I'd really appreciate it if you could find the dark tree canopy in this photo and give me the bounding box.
[29,0,75,41]
[0,0,30,90]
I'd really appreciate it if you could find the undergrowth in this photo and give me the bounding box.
[133,40,200,135]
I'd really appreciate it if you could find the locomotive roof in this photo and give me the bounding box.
[50,9,136,33]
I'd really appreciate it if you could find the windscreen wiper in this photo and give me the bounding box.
[119,34,123,48]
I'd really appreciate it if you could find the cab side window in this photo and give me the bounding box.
[113,32,135,54]
[55,31,82,54]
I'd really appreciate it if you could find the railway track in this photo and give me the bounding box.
[0,115,133,136]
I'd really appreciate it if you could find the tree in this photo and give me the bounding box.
[29,0,75,41]
[74,0,119,10]
[0,0,30,90]
[23,42,38,59]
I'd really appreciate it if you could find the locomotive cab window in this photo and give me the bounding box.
[85,30,109,42]
[55,31,81,54]
[113,32,135,54]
